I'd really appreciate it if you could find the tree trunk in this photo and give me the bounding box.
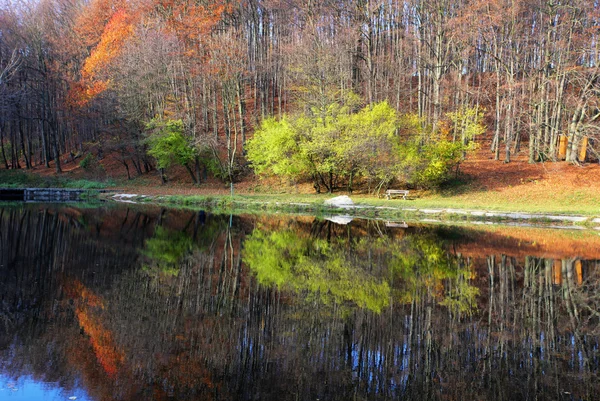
[123,161,131,180]
[0,123,9,169]
[185,163,198,184]
[159,168,167,184]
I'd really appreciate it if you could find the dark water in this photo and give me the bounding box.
[0,204,599,401]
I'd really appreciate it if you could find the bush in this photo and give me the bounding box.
[64,179,116,189]
[145,119,195,169]
[79,153,105,178]
[247,101,398,193]
[415,140,468,188]
[79,153,94,170]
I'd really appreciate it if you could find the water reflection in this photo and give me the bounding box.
[244,227,392,313]
[0,375,90,401]
[0,205,599,400]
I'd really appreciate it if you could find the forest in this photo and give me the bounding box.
[0,0,599,191]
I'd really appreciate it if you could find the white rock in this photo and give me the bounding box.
[324,195,354,207]
[112,193,138,198]
[325,215,354,225]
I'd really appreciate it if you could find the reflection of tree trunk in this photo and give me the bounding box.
[343,319,353,368]
[157,208,166,226]
[119,208,130,232]
[192,211,205,241]
[424,304,433,398]
[562,259,579,322]
[486,255,495,378]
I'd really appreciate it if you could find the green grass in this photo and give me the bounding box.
[123,188,595,215]
[63,178,117,189]
[0,169,116,189]
[402,192,600,215]
[113,191,599,227]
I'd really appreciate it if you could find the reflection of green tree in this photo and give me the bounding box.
[244,225,479,315]
[141,227,194,276]
[387,235,479,315]
[243,228,391,313]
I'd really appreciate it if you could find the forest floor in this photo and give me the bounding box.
[2,147,600,216]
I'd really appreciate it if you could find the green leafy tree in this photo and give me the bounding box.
[247,100,398,193]
[446,106,486,145]
[395,112,480,189]
[145,118,197,183]
[245,117,308,181]
[414,139,471,188]
[248,104,482,192]
[336,101,399,192]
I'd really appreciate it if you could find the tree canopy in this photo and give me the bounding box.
[247,101,480,191]
[1,0,599,183]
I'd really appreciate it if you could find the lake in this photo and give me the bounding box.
[0,204,599,401]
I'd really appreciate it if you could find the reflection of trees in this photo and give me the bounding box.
[473,255,600,401]
[243,227,391,313]
[386,234,479,316]
[142,226,195,276]
[1,206,600,401]
[0,205,143,401]
[240,220,483,399]
[102,210,246,398]
[242,223,478,316]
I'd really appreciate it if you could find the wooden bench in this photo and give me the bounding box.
[385,189,409,200]
[385,221,408,228]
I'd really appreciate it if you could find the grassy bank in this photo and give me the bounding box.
[0,169,116,189]
[3,167,599,218]
[116,183,600,216]
[106,191,600,227]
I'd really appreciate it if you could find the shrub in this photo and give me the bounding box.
[79,153,94,170]
[79,153,105,179]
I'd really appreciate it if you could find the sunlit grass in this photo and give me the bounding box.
[145,189,600,221]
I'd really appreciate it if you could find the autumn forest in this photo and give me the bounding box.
[0,0,599,191]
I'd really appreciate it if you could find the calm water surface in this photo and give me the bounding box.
[0,204,599,401]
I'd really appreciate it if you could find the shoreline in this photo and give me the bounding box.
[107,192,600,230]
